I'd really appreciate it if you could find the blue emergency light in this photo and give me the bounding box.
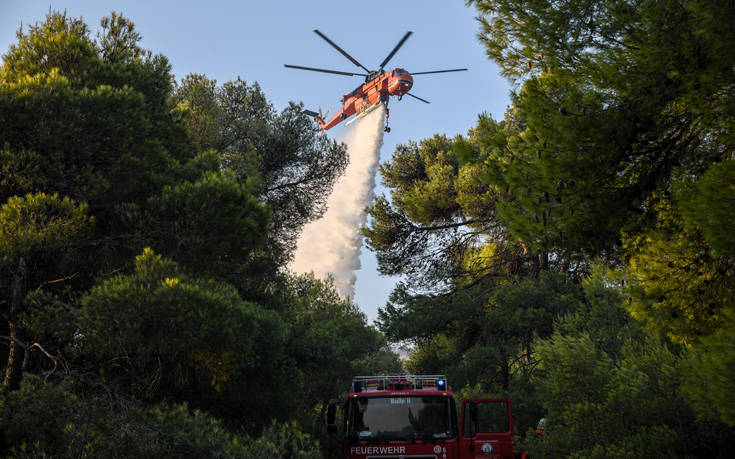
[353,380,362,392]
[437,379,446,390]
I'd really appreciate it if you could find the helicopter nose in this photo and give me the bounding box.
[389,74,413,96]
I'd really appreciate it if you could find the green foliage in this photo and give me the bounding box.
[360,1,735,456]
[490,271,583,345]
[243,420,322,459]
[0,374,320,458]
[677,159,735,259]
[0,193,94,389]
[484,77,641,257]
[455,4,735,454]
[20,290,79,345]
[147,171,270,278]
[96,12,145,64]
[530,332,683,458]
[527,269,735,457]
[623,200,735,341]
[75,251,388,435]
[380,135,460,223]
[174,74,348,270]
[366,116,589,441]
[364,132,535,294]
[556,266,641,358]
[365,132,532,293]
[9,2,735,457]
[464,0,735,264]
[352,346,404,376]
[0,374,85,456]
[0,13,189,212]
[1,11,96,84]
[286,273,392,405]
[0,10,392,459]
[534,333,613,416]
[0,192,92,260]
[680,312,735,427]
[78,248,281,403]
[394,271,583,405]
[0,10,194,392]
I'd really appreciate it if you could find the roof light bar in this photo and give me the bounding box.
[350,375,448,393]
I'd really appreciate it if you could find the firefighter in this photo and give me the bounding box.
[535,418,545,437]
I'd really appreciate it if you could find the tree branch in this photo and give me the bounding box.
[414,219,486,232]
[30,293,80,315]
[36,272,79,290]
[0,334,29,351]
[0,335,66,380]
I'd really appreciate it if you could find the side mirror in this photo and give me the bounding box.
[327,403,337,434]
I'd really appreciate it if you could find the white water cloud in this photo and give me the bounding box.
[291,104,386,299]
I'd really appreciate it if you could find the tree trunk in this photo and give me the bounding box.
[4,257,28,391]
[538,251,549,272]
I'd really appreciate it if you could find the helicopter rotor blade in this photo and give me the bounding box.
[409,68,468,75]
[284,64,367,77]
[313,29,371,73]
[406,93,430,104]
[379,31,412,70]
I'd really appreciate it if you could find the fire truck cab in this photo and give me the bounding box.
[329,375,515,459]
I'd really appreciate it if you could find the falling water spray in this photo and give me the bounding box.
[291,104,386,299]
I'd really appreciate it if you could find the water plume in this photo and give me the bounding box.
[291,104,386,299]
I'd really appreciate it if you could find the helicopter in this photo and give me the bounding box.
[285,29,467,132]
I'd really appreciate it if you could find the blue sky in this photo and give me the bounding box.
[0,0,511,323]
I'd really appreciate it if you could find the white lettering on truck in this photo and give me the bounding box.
[350,446,407,455]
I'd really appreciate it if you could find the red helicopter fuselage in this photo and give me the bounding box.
[286,29,466,132]
[318,68,413,130]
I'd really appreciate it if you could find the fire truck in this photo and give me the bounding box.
[327,375,516,459]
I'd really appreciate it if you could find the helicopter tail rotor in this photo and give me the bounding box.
[302,108,327,131]
[318,107,331,120]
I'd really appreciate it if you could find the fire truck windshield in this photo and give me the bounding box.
[347,396,455,441]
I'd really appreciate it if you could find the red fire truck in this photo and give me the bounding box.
[327,375,516,459]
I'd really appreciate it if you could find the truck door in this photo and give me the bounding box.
[459,398,514,459]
